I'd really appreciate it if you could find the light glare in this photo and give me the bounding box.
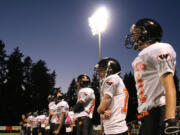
[89,7,109,35]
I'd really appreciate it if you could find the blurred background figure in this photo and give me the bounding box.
[19,114,27,135]
[73,74,95,135]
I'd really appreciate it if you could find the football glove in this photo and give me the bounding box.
[162,118,180,135]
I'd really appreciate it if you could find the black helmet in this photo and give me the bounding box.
[77,74,91,88]
[53,89,63,102]
[48,94,54,102]
[33,111,38,116]
[56,92,63,101]
[125,18,163,50]
[94,57,121,79]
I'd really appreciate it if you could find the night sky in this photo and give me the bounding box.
[0,0,180,93]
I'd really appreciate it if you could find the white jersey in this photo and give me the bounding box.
[75,87,95,119]
[31,116,39,128]
[45,116,50,130]
[67,111,75,120]
[132,42,176,113]
[38,114,46,128]
[27,115,33,127]
[101,74,129,134]
[55,100,69,124]
[48,101,57,123]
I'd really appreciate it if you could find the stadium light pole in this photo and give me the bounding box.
[89,7,109,130]
[88,7,109,61]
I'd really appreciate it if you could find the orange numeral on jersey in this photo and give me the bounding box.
[136,76,146,103]
[89,99,95,113]
[122,88,129,113]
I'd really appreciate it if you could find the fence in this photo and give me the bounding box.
[0,126,20,132]
[0,125,140,135]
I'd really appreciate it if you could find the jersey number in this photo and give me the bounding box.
[136,75,146,103]
[122,88,129,113]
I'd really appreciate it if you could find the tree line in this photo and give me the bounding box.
[0,40,179,125]
[0,40,56,125]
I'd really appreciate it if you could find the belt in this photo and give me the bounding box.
[137,111,149,119]
[78,116,89,119]
[76,116,89,126]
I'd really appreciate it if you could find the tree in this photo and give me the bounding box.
[65,79,77,108]
[123,72,138,123]
[0,40,7,91]
[6,47,24,103]
[49,70,56,94]
[0,43,57,125]
[0,40,8,125]
[22,56,33,112]
[91,74,100,125]
[31,60,55,111]
[5,47,24,124]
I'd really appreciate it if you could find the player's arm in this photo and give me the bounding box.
[100,109,111,120]
[78,91,92,104]
[97,94,112,114]
[54,112,65,134]
[160,72,180,134]
[48,109,54,123]
[160,72,176,119]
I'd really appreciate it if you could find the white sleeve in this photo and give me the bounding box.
[103,77,118,97]
[149,45,176,77]
[85,89,95,102]
[60,102,69,113]
[79,89,93,103]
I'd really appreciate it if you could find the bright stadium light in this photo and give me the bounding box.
[88,7,109,60]
[89,7,109,35]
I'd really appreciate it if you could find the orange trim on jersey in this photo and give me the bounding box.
[134,62,146,72]
[122,88,129,113]
[89,99,95,113]
[136,75,147,103]
[137,111,149,119]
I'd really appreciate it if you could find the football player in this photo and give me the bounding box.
[26,112,33,135]
[31,111,39,135]
[19,114,26,135]
[95,57,129,135]
[125,18,179,135]
[38,110,47,135]
[44,111,50,135]
[48,94,57,135]
[73,74,95,135]
[53,91,69,135]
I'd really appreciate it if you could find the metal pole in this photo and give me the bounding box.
[98,32,102,61]
[98,32,103,133]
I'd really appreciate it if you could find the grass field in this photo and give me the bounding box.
[0,132,42,135]
[0,133,19,135]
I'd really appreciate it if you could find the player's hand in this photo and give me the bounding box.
[101,131,104,135]
[49,110,53,116]
[104,109,111,119]
[79,100,84,103]
[162,118,180,135]
[53,130,59,135]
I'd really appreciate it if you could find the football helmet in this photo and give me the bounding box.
[56,91,63,101]
[48,94,54,102]
[33,111,38,117]
[77,74,91,88]
[27,112,32,117]
[53,89,63,103]
[94,57,121,80]
[125,18,163,50]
